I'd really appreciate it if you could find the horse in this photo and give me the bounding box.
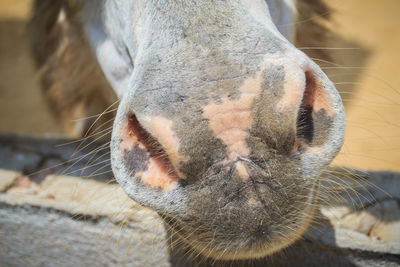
[29,0,345,262]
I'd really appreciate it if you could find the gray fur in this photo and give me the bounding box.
[30,0,345,261]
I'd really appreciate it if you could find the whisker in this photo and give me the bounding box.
[298,47,361,50]
[83,99,120,138]
[72,107,118,122]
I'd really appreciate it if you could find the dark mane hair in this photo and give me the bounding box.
[28,0,116,136]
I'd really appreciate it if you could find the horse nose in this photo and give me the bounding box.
[227,54,345,178]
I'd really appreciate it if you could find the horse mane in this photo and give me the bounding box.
[295,0,333,64]
[28,0,332,136]
[28,0,116,136]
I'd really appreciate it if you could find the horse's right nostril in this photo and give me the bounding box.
[296,71,316,145]
[295,69,337,151]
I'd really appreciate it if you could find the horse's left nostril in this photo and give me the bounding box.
[296,71,316,146]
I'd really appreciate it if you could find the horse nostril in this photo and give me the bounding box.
[120,113,179,191]
[126,113,167,160]
[296,71,316,146]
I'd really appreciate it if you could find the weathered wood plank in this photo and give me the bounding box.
[0,134,399,266]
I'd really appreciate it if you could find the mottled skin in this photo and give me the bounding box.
[30,0,345,261]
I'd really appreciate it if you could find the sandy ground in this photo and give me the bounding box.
[0,0,399,171]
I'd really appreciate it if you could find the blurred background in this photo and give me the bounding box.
[0,0,399,172]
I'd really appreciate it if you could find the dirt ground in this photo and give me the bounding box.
[0,0,399,171]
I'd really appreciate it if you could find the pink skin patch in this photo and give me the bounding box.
[203,74,263,180]
[235,161,250,180]
[276,65,306,115]
[301,71,336,117]
[278,70,336,117]
[119,115,179,191]
[119,120,146,152]
[136,157,178,191]
[141,116,186,178]
[312,84,335,117]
